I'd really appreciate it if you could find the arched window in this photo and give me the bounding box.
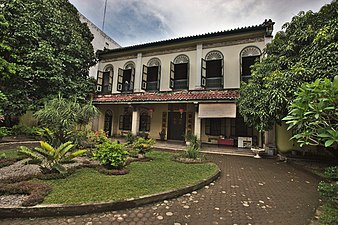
[141,58,161,91]
[240,46,261,83]
[169,54,189,90]
[139,111,151,132]
[119,107,132,131]
[104,110,113,136]
[117,61,135,92]
[201,51,224,89]
[97,64,113,94]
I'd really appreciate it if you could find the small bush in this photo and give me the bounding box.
[87,129,109,145]
[125,131,136,144]
[185,134,200,159]
[0,126,11,139]
[11,125,39,136]
[93,140,129,169]
[318,204,338,225]
[318,181,338,204]
[132,137,155,158]
[324,166,338,180]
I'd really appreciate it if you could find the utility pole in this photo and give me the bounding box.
[102,0,108,31]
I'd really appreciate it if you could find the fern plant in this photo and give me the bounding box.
[18,141,86,174]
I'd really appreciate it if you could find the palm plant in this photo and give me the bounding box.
[34,95,99,146]
[18,141,86,174]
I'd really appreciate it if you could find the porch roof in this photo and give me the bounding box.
[93,90,239,104]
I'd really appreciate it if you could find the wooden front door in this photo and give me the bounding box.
[168,112,186,141]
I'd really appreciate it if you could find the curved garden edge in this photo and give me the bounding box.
[0,167,221,219]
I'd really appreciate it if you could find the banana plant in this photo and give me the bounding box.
[19,141,86,174]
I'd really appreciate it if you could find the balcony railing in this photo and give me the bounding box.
[206,77,222,89]
[174,79,188,89]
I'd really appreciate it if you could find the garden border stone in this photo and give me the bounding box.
[0,166,220,218]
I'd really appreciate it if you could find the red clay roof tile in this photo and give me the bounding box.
[93,90,239,104]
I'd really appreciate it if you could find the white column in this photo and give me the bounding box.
[194,111,201,140]
[131,108,140,135]
[134,53,143,92]
[195,44,203,88]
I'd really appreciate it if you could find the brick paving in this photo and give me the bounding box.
[0,153,320,225]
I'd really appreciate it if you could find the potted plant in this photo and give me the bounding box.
[159,129,166,141]
[185,131,193,145]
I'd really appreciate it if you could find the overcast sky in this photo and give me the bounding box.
[69,0,328,47]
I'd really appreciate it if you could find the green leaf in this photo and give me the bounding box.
[318,133,331,138]
[40,141,55,153]
[69,149,87,158]
[324,140,334,147]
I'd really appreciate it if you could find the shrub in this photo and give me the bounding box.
[318,204,338,225]
[185,134,200,159]
[318,181,338,204]
[125,131,136,144]
[18,141,86,174]
[132,137,155,158]
[92,140,129,169]
[11,124,39,136]
[324,166,338,180]
[87,129,109,145]
[0,126,11,139]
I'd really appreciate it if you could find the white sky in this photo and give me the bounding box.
[69,0,328,47]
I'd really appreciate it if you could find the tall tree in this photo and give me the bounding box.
[283,76,338,153]
[0,0,96,120]
[237,0,338,131]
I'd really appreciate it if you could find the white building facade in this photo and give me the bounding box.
[93,20,274,148]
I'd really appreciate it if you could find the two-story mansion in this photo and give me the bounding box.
[92,20,275,148]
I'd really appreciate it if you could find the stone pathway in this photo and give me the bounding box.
[0,154,320,225]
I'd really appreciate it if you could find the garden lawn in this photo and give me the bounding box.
[0,149,23,159]
[37,151,218,204]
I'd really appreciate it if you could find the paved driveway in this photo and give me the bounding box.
[0,154,320,225]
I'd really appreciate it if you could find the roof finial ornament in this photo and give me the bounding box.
[263,19,274,37]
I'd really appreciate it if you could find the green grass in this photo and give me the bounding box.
[37,151,218,204]
[0,149,22,159]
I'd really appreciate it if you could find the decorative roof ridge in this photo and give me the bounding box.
[97,19,274,57]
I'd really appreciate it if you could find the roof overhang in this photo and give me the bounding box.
[93,90,239,105]
[97,25,269,60]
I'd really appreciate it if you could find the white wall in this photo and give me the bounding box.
[98,40,266,93]
[79,13,121,78]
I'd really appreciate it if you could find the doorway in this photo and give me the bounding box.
[167,112,186,141]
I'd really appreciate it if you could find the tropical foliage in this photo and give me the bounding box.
[0,0,96,120]
[238,0,338,131]
[185,134,201,159]
[34,95,99,146]
[283,76,338,149]
[18,141,86,174]
[0,126,10,139]
[92,140,129,169]
[131,137,155,158]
